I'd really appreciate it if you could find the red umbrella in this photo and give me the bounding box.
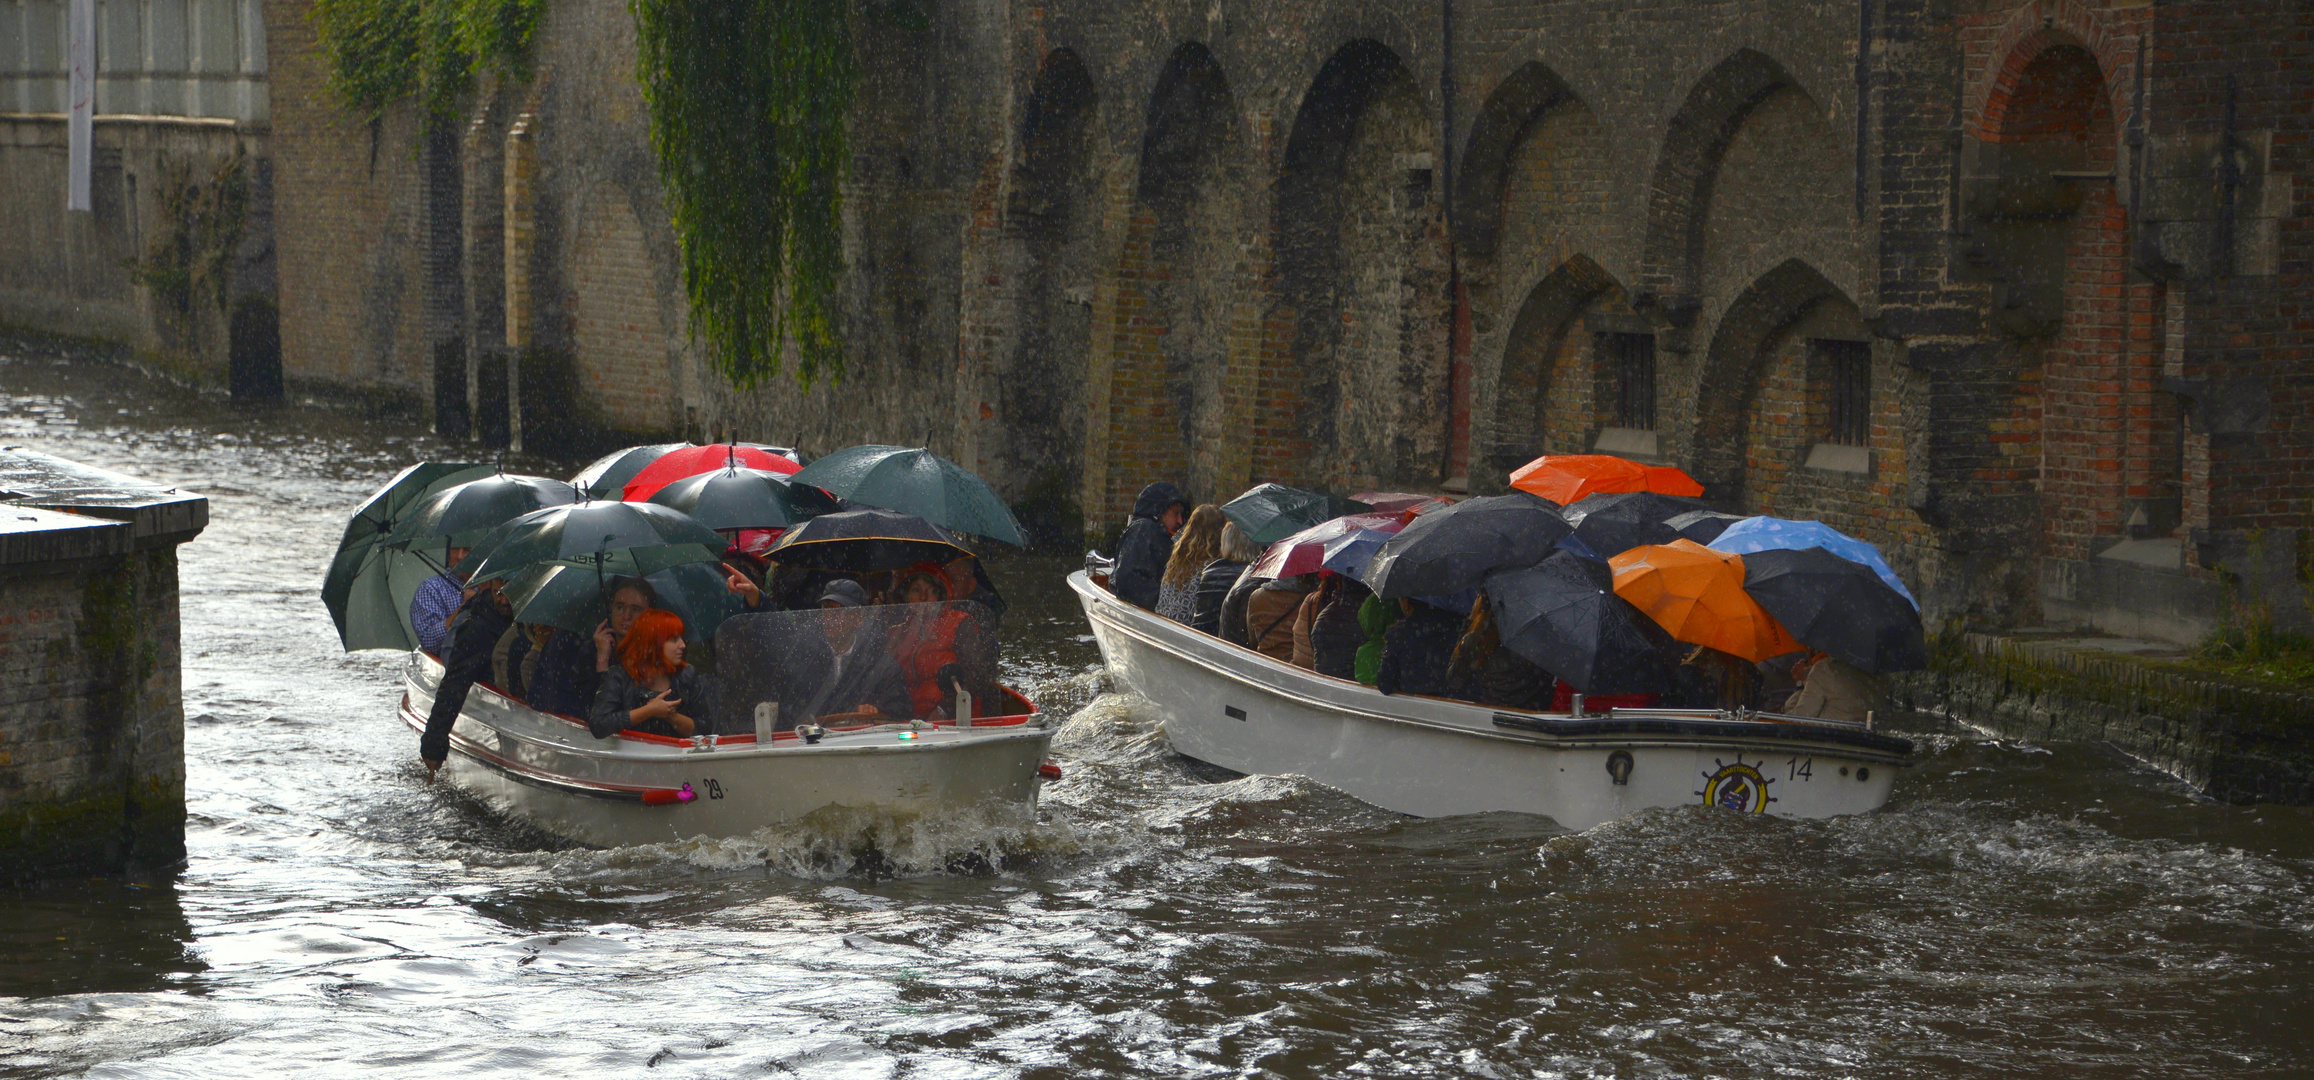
[1249,512,1410,580]
[622,444,803,501]
[1351,491,1457,515]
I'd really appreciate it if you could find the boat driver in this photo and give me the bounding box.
[774,580,914,725]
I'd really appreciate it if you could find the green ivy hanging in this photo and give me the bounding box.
[632,0,855,388]
[310,0,545,123]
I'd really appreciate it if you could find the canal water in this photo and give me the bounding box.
[2,344,2310,1079]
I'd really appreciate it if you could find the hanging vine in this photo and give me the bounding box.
[310,0,545,123]
[631,0,856,388]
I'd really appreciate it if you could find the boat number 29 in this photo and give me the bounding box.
[703,779,725,800]
[1785,757,1813,782]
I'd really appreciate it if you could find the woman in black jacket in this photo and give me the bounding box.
[1190,521,1263,636]
[1376,600,1469,698]
[588,609,718,739]
[1310,577,1370,679]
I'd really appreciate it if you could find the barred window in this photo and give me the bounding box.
[1600,332,1656,431]
[1819,339,1871,446]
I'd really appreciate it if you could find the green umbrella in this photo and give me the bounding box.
[461,500,729,585]
[790,445,1028,546]
[1220,483,1368,546]
[502,560,743,643]
[383,473,582,550]
[322,461,493,652]
[570,442,692,499]
[644,467,840,530]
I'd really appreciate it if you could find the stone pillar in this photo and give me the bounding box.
[503,112,537,453]
[0,450,207,880]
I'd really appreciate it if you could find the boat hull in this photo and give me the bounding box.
[1070,571,1905,829]
[401,654,1052,848]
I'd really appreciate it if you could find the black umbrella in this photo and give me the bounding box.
[322,461,491,651]
[646,467,841,530]
[1562,491,1716,558]
[764,508,975,573]
[1740,546,1927,674]
[1485,552,1675,694]
[1665,509,1749,545]
[383,473,582,550]
[1364,493,1570,599]
[570,442,693,499]
[1220,483,1368,546]
[461,500,729,585]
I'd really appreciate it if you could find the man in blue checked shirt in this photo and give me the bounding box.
[409,546,471,656]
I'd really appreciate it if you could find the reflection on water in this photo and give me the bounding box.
[2,341,2312,1078]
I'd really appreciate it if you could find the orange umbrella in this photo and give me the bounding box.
[1509,454,1705,504]
[1608,540,1801,662]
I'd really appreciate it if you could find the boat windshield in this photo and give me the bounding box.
[712,600,1011,730]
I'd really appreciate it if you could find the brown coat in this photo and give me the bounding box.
[1245,584,1305,662]
[1783,658,1885,722]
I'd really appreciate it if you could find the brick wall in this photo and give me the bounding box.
[567,195,677,433]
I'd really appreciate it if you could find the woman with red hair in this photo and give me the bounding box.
[587,609,718,739]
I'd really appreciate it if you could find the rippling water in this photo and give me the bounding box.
[2,344,2311,1078]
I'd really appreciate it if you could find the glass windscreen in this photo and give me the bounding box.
[712,600,1009,730]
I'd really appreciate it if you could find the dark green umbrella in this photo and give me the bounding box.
[765,508,974,573]
[461,501,729,585]
[570,442,692,499]
[322,462,493,651]
[1485,552,1674,694]
[1740,547,1927,674]
[1220,483,1368,546]
[790,445,1027,545]
[383,473,582,550]
[645,467,840,530]
[1365,493,1571,599]
[502,560,742,643]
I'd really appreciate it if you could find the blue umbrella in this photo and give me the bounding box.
[1708,517,1916,608]
[1319,528,1397,581]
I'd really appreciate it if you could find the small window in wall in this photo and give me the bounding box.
[1819,338,1871,446]
[1600,332,1656,431]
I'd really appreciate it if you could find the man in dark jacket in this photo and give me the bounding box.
[1111,481,1187,610]
[420,581,514,777]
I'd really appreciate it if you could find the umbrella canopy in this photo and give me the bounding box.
[622,444,804,502]
[502,560,743,643]
[1608,540,1802,662]
[1665,509,1749,545]
[461,501,728,585]
[1708,516,1917,608]
[322,461,494,651]
[1740,547,1927,674]
[383,473,582,550]
[764,508,975,573]
[1320,527,1398,581]
[1508,454,1706,505]
[1351,491,1455,515]
[571,443,692,500]
[645,467,840,531]
[1563,491,1717,558]
[1485,552,1675,694]
[1220,484,1364,546]
[789,445,1028,546]
[1249,512,1408,579]
[1364,493,1571,599]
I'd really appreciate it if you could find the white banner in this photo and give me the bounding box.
[67,0,93,212]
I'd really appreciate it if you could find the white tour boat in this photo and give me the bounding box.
[400,602,1055,848]
[1069,571,1909,829]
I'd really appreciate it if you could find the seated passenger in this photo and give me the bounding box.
[1354,590,1401,686]
[1311,577,1370,680]
[944,554,1009,628]
[419,578,512,777]
[525,578,655,717]
[1782,651,1884,722]
[588,609,716,739]
[1156,505,1226,624]
[1245,574,1315,662]
[1376,599,1465,697]
[1668,646,1760,711]
[886,567,1002,719]
[409,545,470,656]
[1291,574,1339,669]
[1190,523,1260,636]
[1444,592,1551,710]
[772,580,914,725]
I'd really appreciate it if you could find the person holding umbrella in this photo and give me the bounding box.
[409,545,469,656]
[419,578,515,778]
[1112,482,1188,610]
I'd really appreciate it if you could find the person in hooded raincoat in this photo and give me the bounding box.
[1111,482,1188,610]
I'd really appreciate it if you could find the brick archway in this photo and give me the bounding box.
[1687,258,1852,503]
[1636,48,1804,309]
[1453,60,1584,258]
[1484,255,1622,482]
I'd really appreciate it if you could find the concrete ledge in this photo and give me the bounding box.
[1893,631,2314,804]
[0,448,207,552]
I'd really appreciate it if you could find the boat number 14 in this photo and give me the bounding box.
[1785,757,1813,782]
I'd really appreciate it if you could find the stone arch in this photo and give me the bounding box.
[1484,255,1622,482]
[995,48,1099,538]
[1274,38,1450,492]
[1637,48,1809,307]
[568,189,680,435]
[1688,259,1851,501]
[1095,41,1250,513]
[1453,60,1584,257]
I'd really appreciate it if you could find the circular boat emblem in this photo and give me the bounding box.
[1697,757,1775,813]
